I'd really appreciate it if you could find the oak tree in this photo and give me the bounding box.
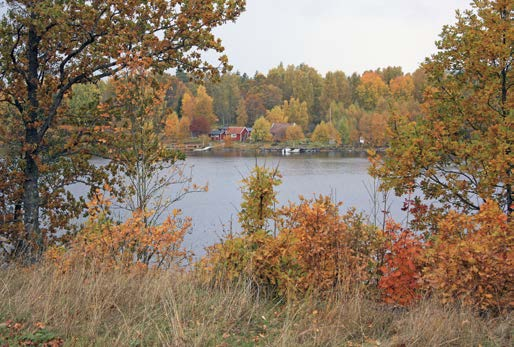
[371,0,513,216]
[0,0,245,258]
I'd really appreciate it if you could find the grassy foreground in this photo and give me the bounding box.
[0,265,511,347]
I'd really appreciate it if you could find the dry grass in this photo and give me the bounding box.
[0,264,511,346]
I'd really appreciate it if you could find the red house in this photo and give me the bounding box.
[224,127,250,142]
[209,126,251,142]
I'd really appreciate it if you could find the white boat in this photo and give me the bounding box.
[290,148,301,153]
[193,146,213,152]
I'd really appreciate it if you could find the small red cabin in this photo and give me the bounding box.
[224,127,249,142]
[223,127,250,142]
[209,127,251,142]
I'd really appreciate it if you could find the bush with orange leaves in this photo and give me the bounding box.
[199,230,299,294]
[422,201,513,311]
[378,201,513,311]
[276,196,385,293]
[378,221,424,306]
[46,191,192,271]
[202,195,385,297]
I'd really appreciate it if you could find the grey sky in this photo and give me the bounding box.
[214,0,473,75]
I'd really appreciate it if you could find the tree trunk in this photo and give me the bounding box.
[22,142,42,259]
[22,23,43,260]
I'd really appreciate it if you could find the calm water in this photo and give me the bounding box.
[68,150,408,256]
[169,150,406,255]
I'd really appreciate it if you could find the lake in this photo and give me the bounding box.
[162,150,408,255]
[59,150,409,256]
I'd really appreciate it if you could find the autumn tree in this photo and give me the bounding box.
[359,112,388,147]
[356,72,388,111]
[239,165,282,234]
[290,64,324,123]
[253,84,283,110]
[283,98,309,130]
[235,99,248,126]
[412,68,428,103]
[205,73,242,125]
[251,117,272,142]
[342,104,365,145]
[180,92,196,120]
[285,124,305,142]
[336,117,351,145]
[324,101,350,131]
[194,86,218,127]
[267,64,323,123]
[164,76,189,113]
[389,75,415,101]
[1,79,108,259]
[376,66,403,84]
[266,63,287,95]
[100,66,204,226]
[164,111,180,141]
[0,0,245,258]
[371,0,513,216]
[244,93,267,125]
[179,86,218,135]
[311,121,342,145]
[320,71,352,113]
[190,115,212,136]
[265,105,288,124]
[177,116,191,140]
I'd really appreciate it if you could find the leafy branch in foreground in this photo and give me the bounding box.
[371,0,513,217]
[99,65,206,227]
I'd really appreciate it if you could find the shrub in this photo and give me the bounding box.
[46,192,191,271]
[422,201,513,311]
[277,196,383,294]
[378,221,424,306]
[202,192,385,298]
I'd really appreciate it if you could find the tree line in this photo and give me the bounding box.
[58,63,426,146]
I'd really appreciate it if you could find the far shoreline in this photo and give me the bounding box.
[179,142,388,157]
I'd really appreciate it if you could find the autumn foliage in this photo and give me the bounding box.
[203,197,385,297]
[311,121,342,145]
[202,166,513,312]
[377,201,513,311]
[378,221,424,306]
[276,197,384,293]
[203,167,386,297]
[46,192,191,271]
[422,201,513,311]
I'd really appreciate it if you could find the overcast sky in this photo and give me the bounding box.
[213,0,473,76]
[0,0,473,76]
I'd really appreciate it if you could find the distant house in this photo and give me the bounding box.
[225,126,250,142]
[209,126,251,142]
[209,129,225,141]
[270,123,294,142]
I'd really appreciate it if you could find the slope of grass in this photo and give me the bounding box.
[0,264,511,346]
